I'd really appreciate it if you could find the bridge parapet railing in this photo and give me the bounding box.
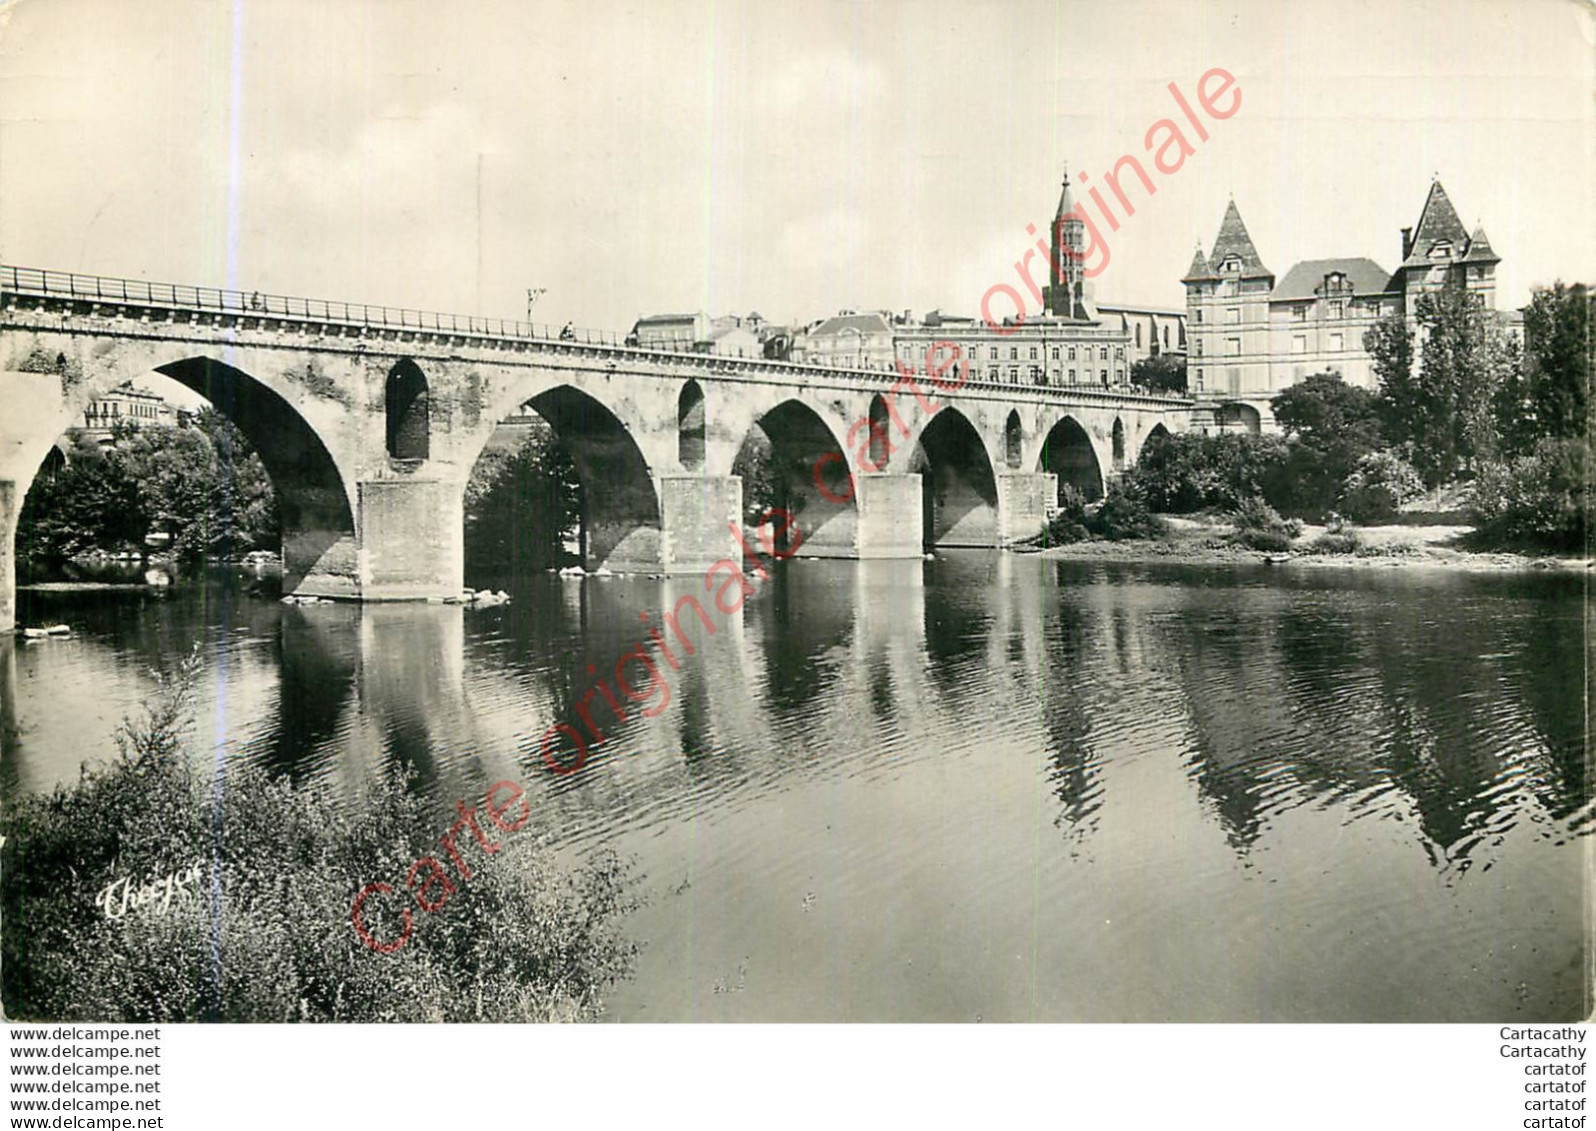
[2,265,1192,407]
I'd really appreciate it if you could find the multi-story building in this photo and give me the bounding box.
[72,383,178,445]
[1184,178,1500,431]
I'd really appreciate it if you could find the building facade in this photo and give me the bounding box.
[1184,179,1500,431]
[71,383,179,445]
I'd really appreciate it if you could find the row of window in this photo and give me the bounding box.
[902,343,1122,363]
[983,366,1119,386]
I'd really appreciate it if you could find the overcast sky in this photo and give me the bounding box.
[1,0,1591,334]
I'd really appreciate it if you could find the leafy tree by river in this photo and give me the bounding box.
[16,409,278,568]
[462,421,582,580]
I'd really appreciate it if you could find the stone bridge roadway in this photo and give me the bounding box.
[0,266,1191,630]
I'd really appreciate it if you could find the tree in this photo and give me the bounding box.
[1498,282,1592,456]
[1130,352,1186,395]
[463,422,582,578]
[1369,284,1513,487]
[1270,372,1384,515]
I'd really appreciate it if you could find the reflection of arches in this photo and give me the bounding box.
[742,399,857,557]
[515,386,661,571]
[1111,417,1126,471]
[1004,410,1022,470]
[911,406,998,548]
[1216,402,1261,435]
[1039,416,1104,503]
[385,359,429,461]
[677,381,705,470]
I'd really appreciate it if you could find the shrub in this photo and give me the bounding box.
[1086,480,1168,541]
[1308,531,1360,554]
[1130,432,1292,514]
[1230,498,1301,551]
[1039,485,1090,546]
[2,658,641,1022]
[1467,437,1591,552]
[1340,451,1425,522]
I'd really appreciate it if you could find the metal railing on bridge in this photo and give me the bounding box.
[0,265,630,348]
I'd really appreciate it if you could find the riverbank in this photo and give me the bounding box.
[1024,515,1593,573]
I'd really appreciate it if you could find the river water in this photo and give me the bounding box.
[3,555,1590,1021]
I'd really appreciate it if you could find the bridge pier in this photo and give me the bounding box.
[657,473,742,576]
[0,480,14,632]
[855,473,924,558]
[999,472,1056,545]
[356,478,464,600]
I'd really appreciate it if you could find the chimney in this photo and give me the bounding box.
[1401,227,1413,260]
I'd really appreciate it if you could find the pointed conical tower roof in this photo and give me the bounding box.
[1208,200,1271,278]
[1054,161,1076,220]
[1182,243,1218,282]
[1403,179,1470,266]
[1461,224,1500,264]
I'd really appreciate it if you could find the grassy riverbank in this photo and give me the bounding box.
[1,654,641,1023]
[1024,513,1593,573]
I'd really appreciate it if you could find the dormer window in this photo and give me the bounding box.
[1429,241,1452,259]
[1222,256,1241,273]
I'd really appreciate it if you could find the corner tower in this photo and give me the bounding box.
[1044,164,1091,320]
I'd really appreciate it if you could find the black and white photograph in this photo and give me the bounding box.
[0,0,1591,1117]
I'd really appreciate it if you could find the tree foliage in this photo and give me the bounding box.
[15,414,278,567]
[1497,282,1592,457]
[1270,372,1385,517]
[462,421,582,580]
[1131,352,1187,395]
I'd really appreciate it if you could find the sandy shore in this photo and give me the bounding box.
[1023,516,1593,574]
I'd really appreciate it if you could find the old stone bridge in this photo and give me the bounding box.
[0,266,1191,630]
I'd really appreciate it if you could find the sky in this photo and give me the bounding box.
[1,0,1591,336]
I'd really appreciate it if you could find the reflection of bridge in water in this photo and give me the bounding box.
[0,266,1189,631]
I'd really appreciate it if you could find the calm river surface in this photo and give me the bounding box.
[3,555,1590,1021]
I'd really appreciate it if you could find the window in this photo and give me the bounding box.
[988,367,999,381]
[1068,368,1076,382]
[1030,365,1042,384]
[1098,346,1108,360]
[1291,335,1306,354]
[1100,368,1109,384]
[1008,366,1019,383]
[1194,340,1204,357]
[989,347,998,360]
[1225,307,1241,324]
[1050,367,1061,382]
[1330,332,1344,352]
[1292,305,1306,321]
[1194,367,1204,391]
[1114,347,1124,360]
[1163,325,1170,347]
[1068,347,1077,361]
[1009,347,1018,360]
[1329,301,1345,319]
[1135,325,1143,348]
[1051,347,1060,360]
[1195,309,1204,324]
[1226,337,1242,356]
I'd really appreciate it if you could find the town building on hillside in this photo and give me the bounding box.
[1184,178,1501,432]
[71,383,179,446]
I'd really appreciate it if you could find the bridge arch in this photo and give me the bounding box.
[1004,410,1023,470]
[1136,421,1172,465]
[733,397,857,558]
[909,405,999,548]
[464,382,662,575]
[677,381,706,470]
[385,359,429,462]
[1,352,361,613]
[1039,415,1105,503]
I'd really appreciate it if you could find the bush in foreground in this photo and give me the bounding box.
[1087,480,1168,541]
[1,656,640,1022]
